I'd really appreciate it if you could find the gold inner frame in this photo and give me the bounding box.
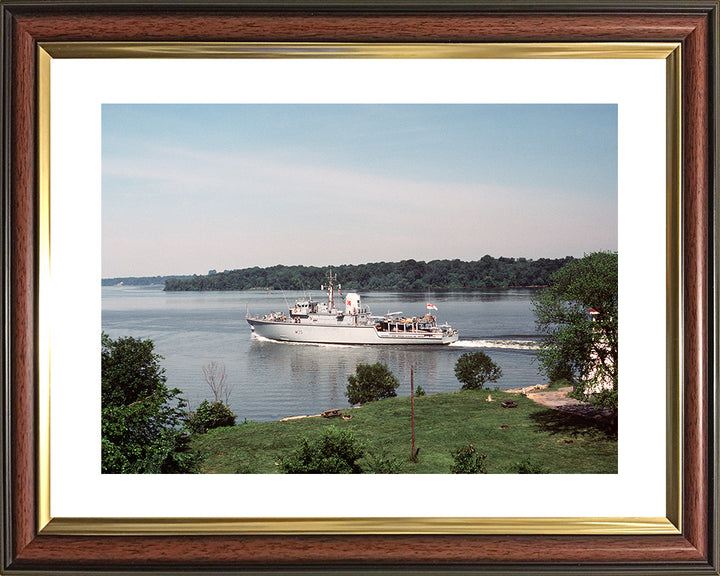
[36,42,682,536]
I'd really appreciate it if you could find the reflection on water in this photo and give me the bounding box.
[102,286,545,422]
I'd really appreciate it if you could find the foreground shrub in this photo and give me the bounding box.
[449,444,487,474]
[187,400,237,434]
[517,457,550,474]
[280,427,364,474]
[346,362,400,405]
[363,446,404,474]
[454,351,502,390]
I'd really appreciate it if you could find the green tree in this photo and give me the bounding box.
[532,251,618,411]
[101,333,197,473]
[454,351,502,390]
[279,427,364,473]
[345,362,400,405]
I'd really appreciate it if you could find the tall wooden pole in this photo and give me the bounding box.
[410,365,415,460]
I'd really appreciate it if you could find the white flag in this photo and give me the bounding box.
[426,303,438,311]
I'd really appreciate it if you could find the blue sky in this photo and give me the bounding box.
[102,104,617,277]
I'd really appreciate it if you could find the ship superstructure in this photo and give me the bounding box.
[246,270,458,345]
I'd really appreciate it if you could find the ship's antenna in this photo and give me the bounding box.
[279,287,290,310]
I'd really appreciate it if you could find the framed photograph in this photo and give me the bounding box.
[2,1,717,574]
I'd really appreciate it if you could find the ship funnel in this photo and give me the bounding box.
[345,293,361,315]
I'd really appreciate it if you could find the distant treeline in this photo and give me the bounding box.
[163,257,575,292]
[102,275,193,287]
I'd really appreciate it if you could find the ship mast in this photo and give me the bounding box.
[325,269,338,310]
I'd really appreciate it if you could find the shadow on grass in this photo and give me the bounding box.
[530,408,618,440]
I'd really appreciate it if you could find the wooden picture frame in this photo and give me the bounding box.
[1,1,717,573]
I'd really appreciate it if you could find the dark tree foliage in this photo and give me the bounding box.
[454,351,503,390]
[345,362,400,405]
[102,275,192,287]
[279,427,365,474]
[532,251,618,411]
[163,257,574,292]
[101,333,197,473]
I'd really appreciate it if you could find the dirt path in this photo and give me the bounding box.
[525,386,581,409]
[510,385,615,425]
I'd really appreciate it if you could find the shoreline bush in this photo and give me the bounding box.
[187,400,237,434]
[454,351,503,390]
[346,362,400,405]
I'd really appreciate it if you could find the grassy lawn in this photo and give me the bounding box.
[190,389,617,474]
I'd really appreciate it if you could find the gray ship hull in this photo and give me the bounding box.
[247,317,459,345]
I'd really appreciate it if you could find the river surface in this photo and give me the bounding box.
[102,286,546,422]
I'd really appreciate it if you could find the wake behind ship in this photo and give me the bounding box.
[246,271,459,345]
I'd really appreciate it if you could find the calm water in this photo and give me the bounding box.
[102,286,546,422]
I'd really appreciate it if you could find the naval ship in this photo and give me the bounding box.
[246,271,459,345]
